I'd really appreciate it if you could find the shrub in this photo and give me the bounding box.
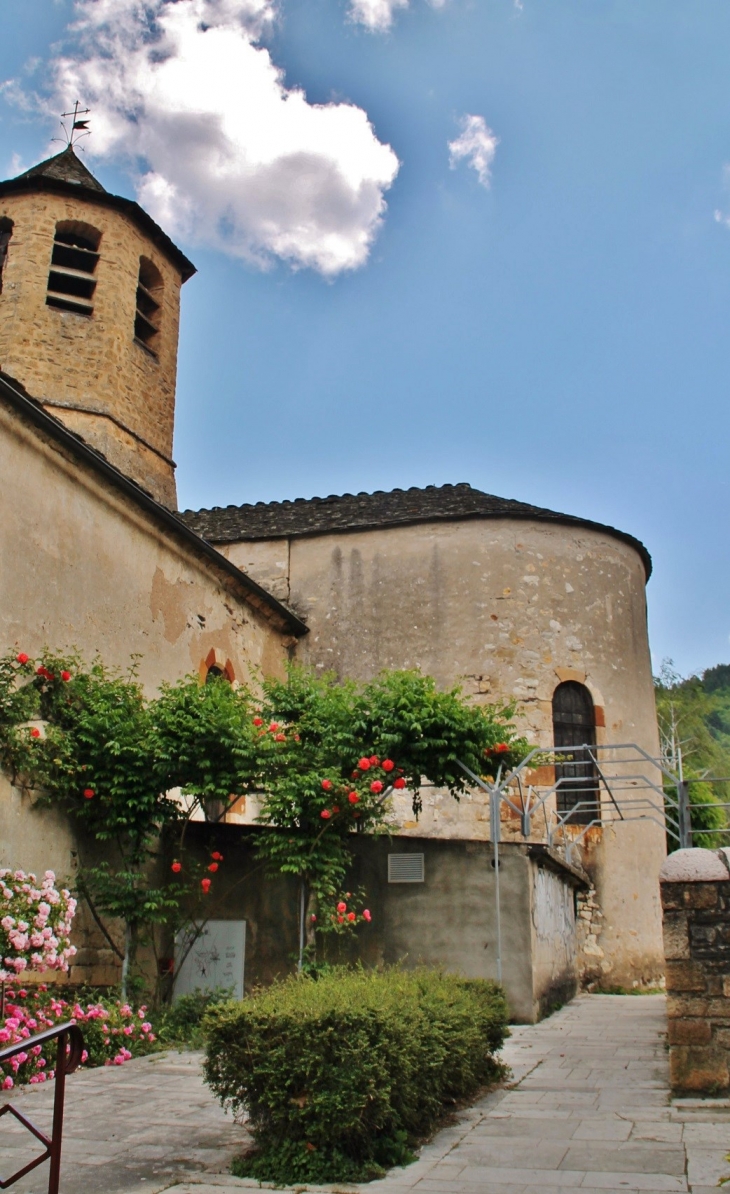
[0,869,77,978]
[204,967,508,1183]
[157,987,232,1047]
[0,983,159,1088]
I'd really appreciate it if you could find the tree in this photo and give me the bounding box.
[654,660,730,848]
[255,667,529,969]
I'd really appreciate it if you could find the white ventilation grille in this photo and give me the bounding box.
[388,853,425,884]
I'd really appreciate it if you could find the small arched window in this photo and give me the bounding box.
[201,649,235,686]
[134,257,163,353]
[0,217,13,294]
[47,221,101,316]
[552,681,599,824]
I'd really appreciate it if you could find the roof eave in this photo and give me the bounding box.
[188,508,653,582]
[0,175,196,282]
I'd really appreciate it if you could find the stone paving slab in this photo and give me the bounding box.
[1,994,729,1194]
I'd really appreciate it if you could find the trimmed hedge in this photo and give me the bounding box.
[204,967,508,1183]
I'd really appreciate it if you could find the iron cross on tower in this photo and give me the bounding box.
[60,102,91,149]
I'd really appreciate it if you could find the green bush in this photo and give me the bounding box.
[204,967,508,1183]
[157,987,232,1047]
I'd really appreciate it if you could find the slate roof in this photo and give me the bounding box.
[182,482,652,578]
[17,147,107,193]
[0,148,196,282]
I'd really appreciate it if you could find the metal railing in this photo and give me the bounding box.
[456,742,730,982]
[0,1021,84,1192]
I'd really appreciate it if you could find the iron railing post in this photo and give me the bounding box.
[677,780,692,848]
[47,1031,68,1194]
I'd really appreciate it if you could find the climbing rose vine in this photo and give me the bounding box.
[0,870,77,979]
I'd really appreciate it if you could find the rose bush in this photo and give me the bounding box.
[0,870,76,979]
[0,983,159,1089]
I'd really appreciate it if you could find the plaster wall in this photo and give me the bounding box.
[182,828,567,1022]
[221,517,665,987]
[0,400,288,696]
[530,863,578,1015]
[0,191,185,507]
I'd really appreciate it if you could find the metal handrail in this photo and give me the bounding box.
[0,1020,84,1192]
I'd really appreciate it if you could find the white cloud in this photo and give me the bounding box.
[348,0,445,34]
[713,164,730,229]
[448,114,499,188]
[35,0,400,276]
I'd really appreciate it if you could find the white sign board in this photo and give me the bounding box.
[174,920,246,1001]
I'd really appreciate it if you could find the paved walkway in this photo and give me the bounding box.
[1,995,729,1194]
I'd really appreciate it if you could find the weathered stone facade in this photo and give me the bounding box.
[185,497,665,990]
[661,847,730,1094]
[0,152,194,507]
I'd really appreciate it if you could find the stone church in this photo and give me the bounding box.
[0,147,666,1020]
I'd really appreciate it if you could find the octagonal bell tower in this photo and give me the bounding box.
[0,147,195,508]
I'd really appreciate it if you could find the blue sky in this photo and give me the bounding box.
[1,0,729,678]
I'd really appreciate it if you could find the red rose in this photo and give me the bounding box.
[269,722,280,732]
[347,912,356,922]
[36,666,46,676]
[320,809,331,820]
[382,760,394,772]
[393,777,406,789]
[358,757,371,771]
[16,654,29,665]
[496,743,509,753]
[337,901,347,912]
[348,792,360,804]
[369,755,379,766]
[171,861,182,873]
[275,733,286,742]
[253,717,263,726]
[83,788,95,799]
[60,671,71,682]
[211,851,224,861]
[363,909,372,923]
[30,727,41,739]
[332,805,340,814]
[201,878,211,893]
[208,862,219,873]
[321,779,333,791]
[370,780,383,794]
[337,915,344,924]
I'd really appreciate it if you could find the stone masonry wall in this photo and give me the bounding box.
[0,191,184,507]
[220,517,666,989]
[661,847,730,1095]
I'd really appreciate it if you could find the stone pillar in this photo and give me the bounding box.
[660,847,730,1095]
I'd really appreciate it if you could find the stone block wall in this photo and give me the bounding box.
[660,847,730,1094]
[0,191,184,506]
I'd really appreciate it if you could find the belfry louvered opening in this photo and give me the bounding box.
[0,217,13,294]
[46,221,101,316]
[388,853,425,883]
[135,257,162,354]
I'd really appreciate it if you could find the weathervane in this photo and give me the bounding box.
[58,102,91,150]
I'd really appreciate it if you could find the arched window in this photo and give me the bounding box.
[552,681,599,825]
[0,217,13,294]
[201,650,235,686]
[134,257,163,353]
[46,220,101,316]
